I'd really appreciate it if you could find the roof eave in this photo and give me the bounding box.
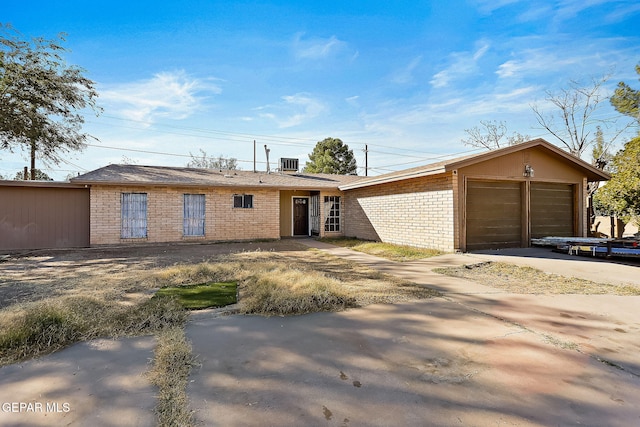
[70,179,345,190]
[339,166,447,190]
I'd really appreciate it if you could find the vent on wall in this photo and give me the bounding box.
[280,158,299,172]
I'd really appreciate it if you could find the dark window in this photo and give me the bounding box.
[184,194,205,236]
[121,193,147,238]
[233,194,253,209]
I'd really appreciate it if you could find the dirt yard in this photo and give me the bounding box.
[0,240,307,309]
[0,240,435,312]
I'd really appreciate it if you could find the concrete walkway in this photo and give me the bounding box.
[0,336,157,427]
[1,240,639,426]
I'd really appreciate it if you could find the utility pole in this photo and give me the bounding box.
[253,140,256,173]
[364,144,368,177]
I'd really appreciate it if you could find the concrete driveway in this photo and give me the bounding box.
[1,242,639,426]
[186,242,640,426]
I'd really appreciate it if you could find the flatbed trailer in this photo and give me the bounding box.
[532,236,640,259]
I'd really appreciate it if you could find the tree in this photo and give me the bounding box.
[531,76,617,158]
[461,120,530,150]
[591,126,613,171]
[594,136,640,224]
[303,137,357,174]
[610,63,640,124]
[14,168,52,180]
[0,24,100,180]
[587,127,614,232]
[187,149,239,170]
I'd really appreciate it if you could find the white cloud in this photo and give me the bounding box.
[392,55,423,84]
[293,33,348,60]
[430,41,490,88]
[258,93,327,128]
[345,95,360,107]
[495,42,621,80]
[471,0,523,15]
[100,70,221,124]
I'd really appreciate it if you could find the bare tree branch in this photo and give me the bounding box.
[461,120,529,150]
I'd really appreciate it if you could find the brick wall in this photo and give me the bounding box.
[90,185,280,245]
[343,174,456,251]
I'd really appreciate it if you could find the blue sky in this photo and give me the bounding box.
[2,0,639,179]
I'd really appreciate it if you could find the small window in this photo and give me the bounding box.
[233,194,253,209]
[324,196,340,232]
[184,194,205,236]
[121,193,147,238]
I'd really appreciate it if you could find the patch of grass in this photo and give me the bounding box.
[434,262,640,295]
[153,254,439,315]
[319,237,444,261]
[147,326,197,427]
[0,296,187,366]
[155,282,237,310]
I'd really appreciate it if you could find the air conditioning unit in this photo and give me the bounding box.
[280,158,299,172]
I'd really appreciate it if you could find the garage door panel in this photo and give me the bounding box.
[531,183,574,238]
[466,180,522,250]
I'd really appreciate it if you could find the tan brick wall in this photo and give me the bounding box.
[90,185,280,245]
[343,174,456,252]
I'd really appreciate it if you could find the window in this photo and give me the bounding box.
[324,196,340,232]
[121,193,147,238]
[184,194,205,236]
[233,194,253,209]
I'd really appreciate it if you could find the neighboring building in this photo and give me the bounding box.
[0,139,610,252]
[0,180,90,250]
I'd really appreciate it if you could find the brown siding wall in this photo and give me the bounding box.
[0,185,89,250]
[344,174,456,251]
[90,185,280,245]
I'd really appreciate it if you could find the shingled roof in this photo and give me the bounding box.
[71,164,366,190]
[339,139,610,190]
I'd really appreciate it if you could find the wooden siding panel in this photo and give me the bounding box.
[0,186,90,250]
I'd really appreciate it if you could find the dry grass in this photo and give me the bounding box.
[239,267,356,315]
[434,262,640,295]
[319,237,445,261]
[147,326,197,427]
[0,296,187,365]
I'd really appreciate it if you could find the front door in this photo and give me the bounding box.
[293,197,309,236]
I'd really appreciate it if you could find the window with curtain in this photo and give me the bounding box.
[121,193,147,238]
[324,196,341,232]
[183,194,205,236]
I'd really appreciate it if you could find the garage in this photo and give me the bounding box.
[0,182,90,251]
[342,139,611,252]
[465,180,576,250]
